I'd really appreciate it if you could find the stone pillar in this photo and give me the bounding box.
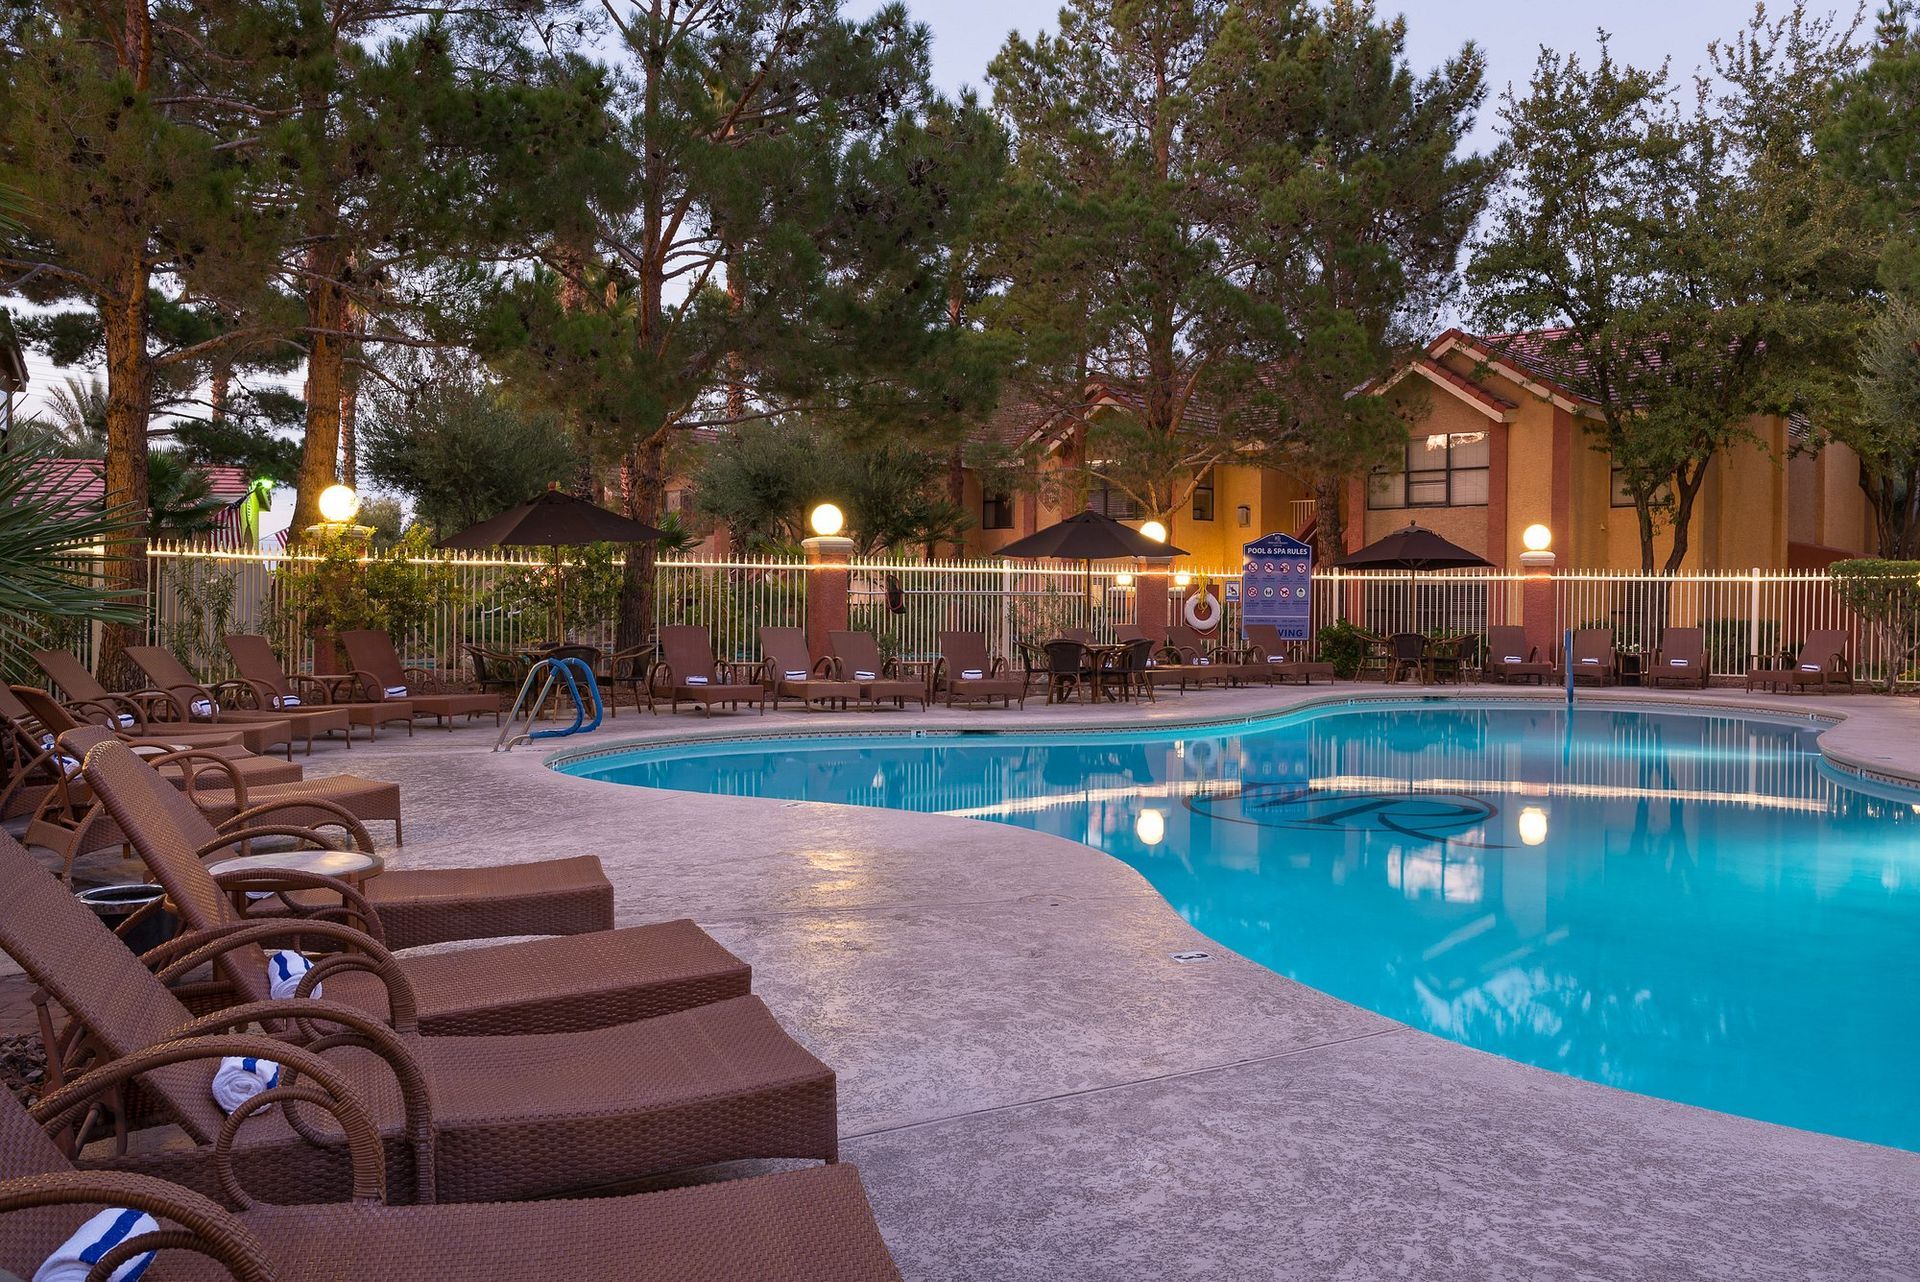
[1136,556,1173,642]
[1520,546,1556,666]
[803,535,855,661]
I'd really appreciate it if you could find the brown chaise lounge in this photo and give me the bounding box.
[933,632,1025,708]
[828,630,929,709]
[1161,624,1251,687]
[126,646,349,755]
[79,739,735,1020]
[6,685,300,789]
[760,626,861,711]
[0,828,837,1206]
[225,633,417,742]
[651,625,767,715]
[1482,626,1553,685]
[32,648,295,758]
[1746,628,1855,694]
[1243,624,1335,684]
[337,630,502,729]
[1652,626,1711,689]
[1562,628,1616,686]
[0,1088,904,1282]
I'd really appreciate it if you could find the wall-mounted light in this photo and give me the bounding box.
[1236,504,1251,527]
[1113,572,1134,587]
[809,503,845,538]
[1173,570,1192,589]
[1139,520,1168,543]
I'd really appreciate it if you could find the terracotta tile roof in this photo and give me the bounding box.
[19,458,254,516]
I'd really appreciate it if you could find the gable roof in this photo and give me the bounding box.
[20,458,257,517]
[1367,354,1519,421]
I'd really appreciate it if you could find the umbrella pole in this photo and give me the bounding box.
[553,545,564,643]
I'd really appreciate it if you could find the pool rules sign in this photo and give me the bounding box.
[1241,533,1314,641]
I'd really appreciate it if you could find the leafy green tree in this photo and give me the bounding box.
[1824,2,1920,297]
[1845,299,1920,554]
[470,0,1006,645]
[358,354,584,535]
[1470,10,1871,572]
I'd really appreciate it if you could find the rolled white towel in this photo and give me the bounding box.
[783,670,809,680]
[684,675,708,685]
[1578,657,1599,664]
[384,684,409,698]
[1799,663,1821,672]
[1670,658,1688,667]
[188,698,216,717]
[268,949,320,1000]
[273,694,303,708]
[36,735,80,777]
[113,712,136,729]
[853,670,877,680]
[212,1056,280,1115]
[1195,657,1211,665]
[1503,654,1523,663]
[33,1207,159,1282]
[959,668,984,679]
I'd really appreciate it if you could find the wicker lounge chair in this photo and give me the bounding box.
[9,686,302,789]
[31,648,296,758]
[759,627,860,711]
[226,633,417,742]
[1560,628,1616,686]
[1651,627,1711,689]
[933,632,1025,708]
[650,625,766,715]
[826,631,929,709]
[1483,626,1553,685]
[0,827,836,1206]
[0,1088,903,1282]
[1243,625,1335,684]
[1164,624,1253,686]
[335,631,501,729]
[125,646,348,756]
[1746,628,1855,694]
[78,739,737,1022]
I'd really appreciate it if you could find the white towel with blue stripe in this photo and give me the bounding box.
[384,684,409,698]
[34,1207,159,1282]
[113,712,136,729]
[684,675,708,684]
[783,670,809,680]
[272,693,302,708]
[268,949,320,1000]
[853,670,876,680]
[959,669,984,679]
[188,697,216,717]
[212,1056,281,1114]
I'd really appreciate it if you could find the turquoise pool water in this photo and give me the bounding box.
[560,703,1920,1150]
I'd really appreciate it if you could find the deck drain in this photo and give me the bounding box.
[1170,950,1212,963]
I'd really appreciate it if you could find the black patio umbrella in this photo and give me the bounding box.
[1336,522,1491,571]
[993,510,1188,612]
[439,483,665,639]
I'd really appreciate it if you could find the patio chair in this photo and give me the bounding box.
[32,648,295,758]
[337,631,502,729]
[760,626,860,711]
[1163,624,1248,686]
[1385,632,1427,684]
[1113,635,1161,703]
[0,1088,904,1282]
[1563,628,1617,686]
[126,646,350,756]
[227,633,417,742]
[5,684,299,789]
[1483,626,1552,685]
[1243,624,1335,685]
[1353,629,1393,682]
[1425,634,1472,685]
[1042,639,1095,703]
[933,632,1026,708]
[1652,627,1711,689]
[1746,629,1855,695]
[463,642,528,700]
[827,631,930,710]
[604,641,658,714]
[78,738,732,1015]
[0,828,837,1206]
[651,625,767,715]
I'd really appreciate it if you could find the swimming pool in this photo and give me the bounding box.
[560,702,1920,1151]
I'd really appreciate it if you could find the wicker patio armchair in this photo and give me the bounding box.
[337,631,502,729]
[76,738,734,1021]
[0,828,837,1206]
[0,1087,903,1282]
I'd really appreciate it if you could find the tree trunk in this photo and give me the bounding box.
[290,241,348,542]
[339,296,365,488]
[947,445,968,556]
[1312,475,1345,561]
[97,258,152,687]
[616,430,670,650]
[208,358,231,423]
[1635,499,1658,574]
[1663,468,1706,575]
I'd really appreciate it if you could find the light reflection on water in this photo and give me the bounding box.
[565,704,1920,1150]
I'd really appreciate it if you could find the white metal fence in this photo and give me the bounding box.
[131,545,1908,687]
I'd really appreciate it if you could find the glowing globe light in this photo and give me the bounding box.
[1518,806,1549,847]
[1139,520,1168,543]
[1114,572,1134,587]
[1173,570,1193,589]
[1522,523,1552,553]
[317,484,360,524]
[809,503,845,538]
[1135,807,1166,846]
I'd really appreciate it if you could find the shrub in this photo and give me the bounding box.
[1315,620,1369,678]
[1829,559,1920,691]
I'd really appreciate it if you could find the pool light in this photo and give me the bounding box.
[1135,808,1166,846]
[809,503,845,538]
[317,483,360,524]
[1139,520,1168,543]
[1518,806,1549,846]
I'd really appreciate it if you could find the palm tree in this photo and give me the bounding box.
[145,450,227,539]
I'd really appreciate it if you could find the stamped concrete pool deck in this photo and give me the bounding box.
[76,685,1920,1276]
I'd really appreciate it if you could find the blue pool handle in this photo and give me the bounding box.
[528,657,604,740]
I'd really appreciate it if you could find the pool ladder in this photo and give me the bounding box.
[495,657,605,752]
